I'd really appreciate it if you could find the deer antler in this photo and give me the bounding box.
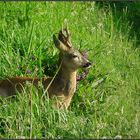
[58,25,72,48]
[64,25,71,40]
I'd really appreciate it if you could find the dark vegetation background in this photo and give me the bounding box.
[97,1,140,45]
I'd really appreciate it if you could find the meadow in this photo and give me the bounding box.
[0,2,140,138]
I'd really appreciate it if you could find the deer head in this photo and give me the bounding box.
[53,27,91,71]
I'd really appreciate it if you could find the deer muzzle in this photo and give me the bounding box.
[83,61,92,68]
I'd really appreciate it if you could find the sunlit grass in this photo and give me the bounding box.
[0,2,140,139]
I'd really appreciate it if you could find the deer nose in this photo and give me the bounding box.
[83,62,92,68]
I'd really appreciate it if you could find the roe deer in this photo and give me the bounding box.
[0,27,91,109]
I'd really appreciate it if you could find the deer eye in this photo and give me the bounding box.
[72,55,78,58]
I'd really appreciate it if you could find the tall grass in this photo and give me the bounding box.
[0,2,140,138]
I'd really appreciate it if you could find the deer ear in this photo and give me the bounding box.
[53,34,69,52]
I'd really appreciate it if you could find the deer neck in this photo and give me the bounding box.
[55,63,77,96]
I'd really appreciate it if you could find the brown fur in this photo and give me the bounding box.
[0,28,91,109]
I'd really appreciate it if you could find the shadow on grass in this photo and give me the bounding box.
[96,1,140,48]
